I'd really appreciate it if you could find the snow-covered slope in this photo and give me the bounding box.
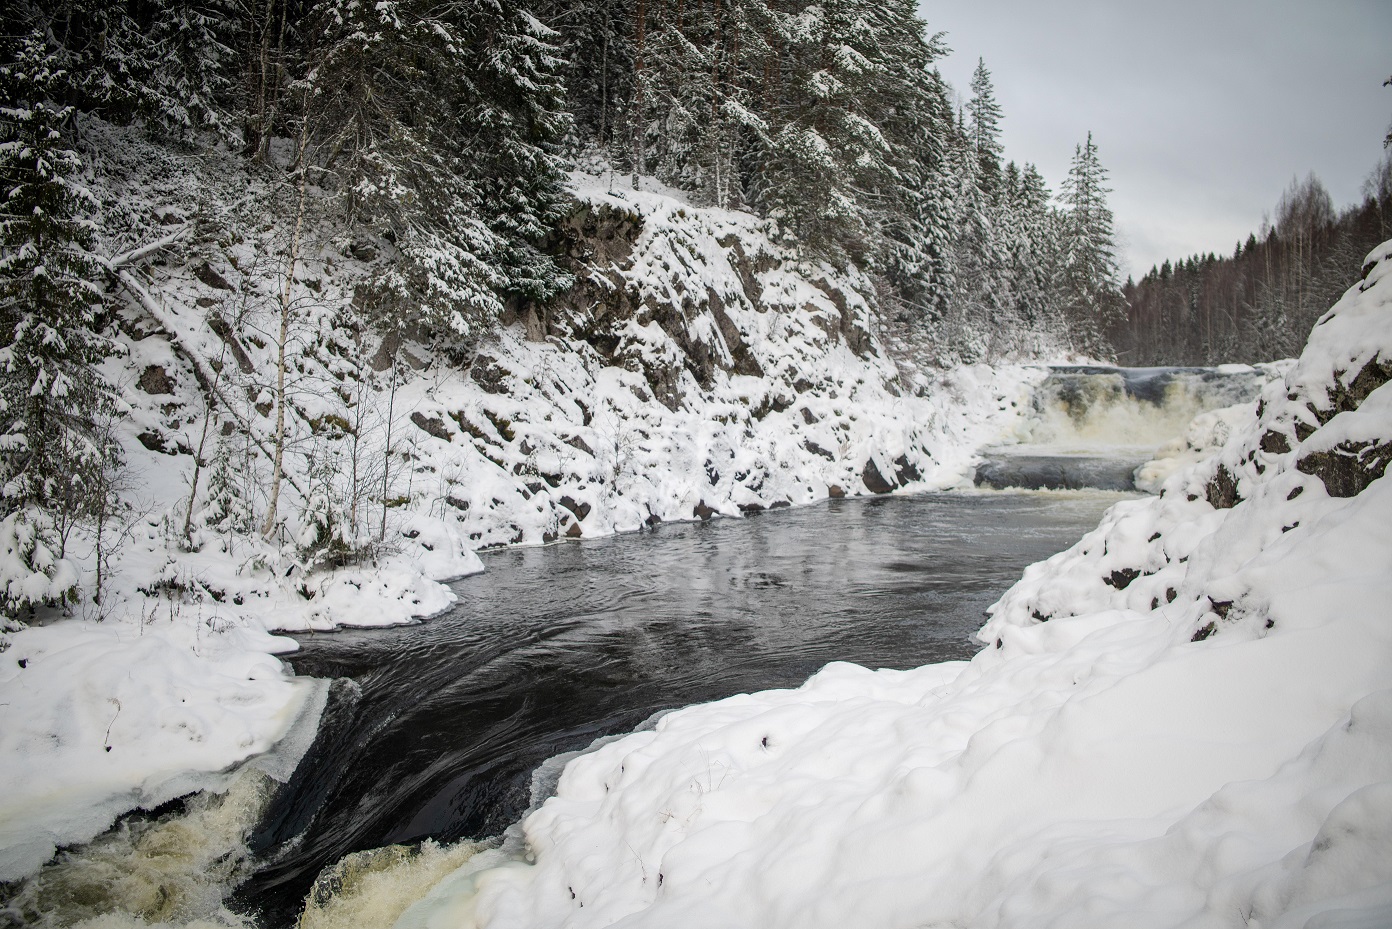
[53,125,1040,636]
[391,242,1392,929]
[0,126,1038,885]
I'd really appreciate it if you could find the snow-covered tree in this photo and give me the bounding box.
[462,1,575,305]
[0,32,117,616]
[305,0,570,339]
[965,57,1004,198]
[138,0,242,143]
[1057,131,1121,356]
[881,60,955,318]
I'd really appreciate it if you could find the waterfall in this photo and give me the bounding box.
[975,366,1268,492]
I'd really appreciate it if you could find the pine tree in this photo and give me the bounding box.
[0,31,117,616]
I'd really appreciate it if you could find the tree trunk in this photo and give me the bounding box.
[261,120,310,539]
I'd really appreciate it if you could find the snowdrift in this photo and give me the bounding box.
[393,242,1392,928]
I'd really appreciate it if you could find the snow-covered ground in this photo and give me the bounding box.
[380,242,1392,928]
[0,129,1042,890]
[9,119,1383,928]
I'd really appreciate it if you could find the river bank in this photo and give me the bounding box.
[369,240,1392,929]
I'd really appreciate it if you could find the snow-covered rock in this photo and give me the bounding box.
[391,241,1392,928]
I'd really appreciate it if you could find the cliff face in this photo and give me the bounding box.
[373,175,1032,570]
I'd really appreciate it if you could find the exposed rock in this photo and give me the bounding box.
[1103,568,1141,590]
[693,501,716,521]
[818,279,872,358]
[566,522,583,538]
[893,454,922,486]
[207,314,256,374]
[370,331,399,372]
[1259,429,1291,454]
[348,240,379,262]
[862,458,896,495]
[558,496,591,521]
[1204,463,1240,509]
[1317,356,1392,423]
[564,435,594,457]
[138,365,174,395]
[193,261,234,291]
[136,431,167,453]
[471,354,511,394]
[410,412,451,441]
[562,201,642,266]
[827,485,845,498]
[1296,439,1392,498]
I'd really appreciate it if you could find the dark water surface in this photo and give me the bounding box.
[235,489,1122,925]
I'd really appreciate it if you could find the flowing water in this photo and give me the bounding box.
[974,365,1267,491]
[8,365,1266,929]
[229,489,1126,927]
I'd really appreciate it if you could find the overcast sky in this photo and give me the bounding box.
[920,1,1392,279]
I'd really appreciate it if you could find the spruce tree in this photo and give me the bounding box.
[0,31,116,616]
[1057,131,1121,356]
[139,0,242,143]
[462,0,575,305]
[306,0,570,339]
[965,57,1004,198]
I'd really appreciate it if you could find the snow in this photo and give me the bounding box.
[387,241,1392,928]
[0,618,326,882]
[1134,401,1255,493]
[0,128,1040,891]
[10,116,1384,929]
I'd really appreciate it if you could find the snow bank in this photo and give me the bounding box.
[394,242,1392,928]
[0,618,325,883]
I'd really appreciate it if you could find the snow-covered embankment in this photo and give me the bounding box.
[393,243,1392,928]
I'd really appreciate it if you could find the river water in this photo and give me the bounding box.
[233,488,1125,926]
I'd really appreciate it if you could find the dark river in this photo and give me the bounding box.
[234,489,1123,926]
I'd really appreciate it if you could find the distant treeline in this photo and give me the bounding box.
[1114,163,1392,365]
